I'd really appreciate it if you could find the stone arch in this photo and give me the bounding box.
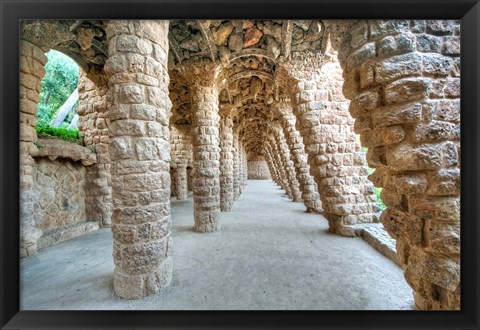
[275,19,460,310]
[19,26,112,256]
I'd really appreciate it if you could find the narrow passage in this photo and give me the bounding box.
[21,180,413,310]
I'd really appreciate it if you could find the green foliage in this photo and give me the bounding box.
[375,187,386,211]
[358,134,386,211]
[36,50,79,126]
[35,123,83,145]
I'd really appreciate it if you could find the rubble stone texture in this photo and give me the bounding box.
[170,125,192,200]
[77,72,112,227]
[104,20,173,299]
[232,131,241,200]
[219,114,234,211]
[19,19,460,310]
[185,61,222,233]
[33,157,87,231]
[19,40,47,257]
[274,102,322,213]
[247,155,271,180]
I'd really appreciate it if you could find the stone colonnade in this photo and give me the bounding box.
[19,19,460,310]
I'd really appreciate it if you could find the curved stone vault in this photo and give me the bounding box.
[20,19,460,310]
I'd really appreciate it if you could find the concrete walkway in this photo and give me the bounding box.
[21,180,414,310]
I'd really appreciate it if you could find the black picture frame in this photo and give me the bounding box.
[1,0,479,329]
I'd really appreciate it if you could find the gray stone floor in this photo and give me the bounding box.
[21,180,414,310]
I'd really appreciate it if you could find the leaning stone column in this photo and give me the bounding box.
[265,142,284,190]
[330,19,461,310]
[273,102,322,213]
[104,20,173,299]
[19,40,47,257]
[185,60,221,233]
[272,123,302,202]
[264,150,280,185]
[267,138,292,198]
[219,108,234,211]
[279,51,380,235]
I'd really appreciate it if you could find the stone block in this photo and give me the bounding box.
[361,125,405,147]
[372,102,422,127]
[426,168,460,196]
[377,33,415,57]
[422,54,454,76]
[442,36,460,55]
[119,84,144,104]
[413,121,459,143]
[386,143,444,171]
[375,53,422,83]
[381,207,423,245]
[416,34,442,53]
[347,42,376,71]
[407,248,459,291]
[384,78,429,104]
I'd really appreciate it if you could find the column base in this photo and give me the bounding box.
[194,222,221,233]
[113,257,173,299]
[20,226,42,258]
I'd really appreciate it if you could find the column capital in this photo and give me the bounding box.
[181,58,222,87]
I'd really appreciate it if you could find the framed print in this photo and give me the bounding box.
[1,0,479,329]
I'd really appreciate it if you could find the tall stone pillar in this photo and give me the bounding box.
[19,40,47,257]
[185,61,221,233]
[174,164,188,200]
[241,146,248,189]
[170,125,190,200]
[233,130,241,200]
[264,147,278,185]
[219,110,234,211]
[238,140,244,195]
[272,124,302,202]
[273,102,322,213]
[104,20,173,299]
[330,19,461,310]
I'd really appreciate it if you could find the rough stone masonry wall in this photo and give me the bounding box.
[19,40,47,257]
[104,20,173,299]
[77,71,112,227]
[281,50,380,235]
[33,157,98,249]
[334,20,461,310]
[247,156,271,180]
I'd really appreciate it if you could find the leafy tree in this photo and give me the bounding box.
[35,50,81,142]
[36,50,79,125]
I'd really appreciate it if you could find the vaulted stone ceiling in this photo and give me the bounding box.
[20,19,326,156]
[168,20,326,156]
